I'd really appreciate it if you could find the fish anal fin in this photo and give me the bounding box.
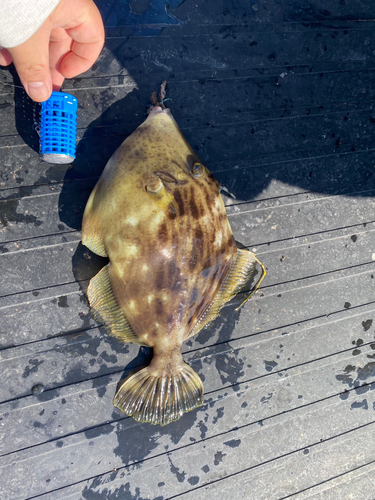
[188,248,266,338]
[88,264,144,345]
[114,361,203,425]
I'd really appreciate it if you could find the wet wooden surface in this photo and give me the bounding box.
[2,1,375,498]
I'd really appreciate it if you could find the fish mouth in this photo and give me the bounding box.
[149,106,171,115]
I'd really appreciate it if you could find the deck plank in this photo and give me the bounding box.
[2,0,375,498]
[12,385,375,499]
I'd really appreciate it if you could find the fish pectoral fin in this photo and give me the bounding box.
[87,264,143,345]
[82,187,107,257]
[234,250,266,311]
[187,248,266,338]
[146,179,178,215]
[114,362,203,425]
[82,230,107,258]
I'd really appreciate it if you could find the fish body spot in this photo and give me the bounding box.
[195,228,203,240]
[126,216,139,226]
[115,264,125,278]
[174,189,185,216]
[189,250,199,271]
[189,193,199,219]
[127,243,138,256]
[155,298,164,316]
[214,231,223,248]
[161,248,172,259]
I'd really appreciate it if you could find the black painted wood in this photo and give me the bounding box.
[1,1,375,498]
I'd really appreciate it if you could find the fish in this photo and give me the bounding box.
[81,83,266,425]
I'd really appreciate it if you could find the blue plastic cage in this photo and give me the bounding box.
[40,91,78,164]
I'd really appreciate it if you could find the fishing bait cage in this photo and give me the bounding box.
[40,91,78,164]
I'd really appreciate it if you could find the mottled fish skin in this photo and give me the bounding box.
[83,107,236,352]
[82,104,264,425]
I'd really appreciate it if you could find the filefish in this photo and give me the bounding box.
[82,84,266,425]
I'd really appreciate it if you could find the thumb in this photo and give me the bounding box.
[9,26,53,102]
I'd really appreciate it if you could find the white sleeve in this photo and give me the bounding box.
[0,0,60,48]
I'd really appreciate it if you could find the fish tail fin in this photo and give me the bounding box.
[114,362,203,426]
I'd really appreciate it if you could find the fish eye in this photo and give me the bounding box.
[191,162,204,178]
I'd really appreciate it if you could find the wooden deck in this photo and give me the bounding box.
[2,0,375,498]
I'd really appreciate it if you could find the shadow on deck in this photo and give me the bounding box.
[1,1,375,498]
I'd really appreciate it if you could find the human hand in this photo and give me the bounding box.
[0,0,104,102]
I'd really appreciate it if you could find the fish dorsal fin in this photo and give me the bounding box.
[187,248,266,339]
[88,264,145,345]
[146,176,178,214]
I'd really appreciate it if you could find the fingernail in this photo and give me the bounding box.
[26,81,50,101]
